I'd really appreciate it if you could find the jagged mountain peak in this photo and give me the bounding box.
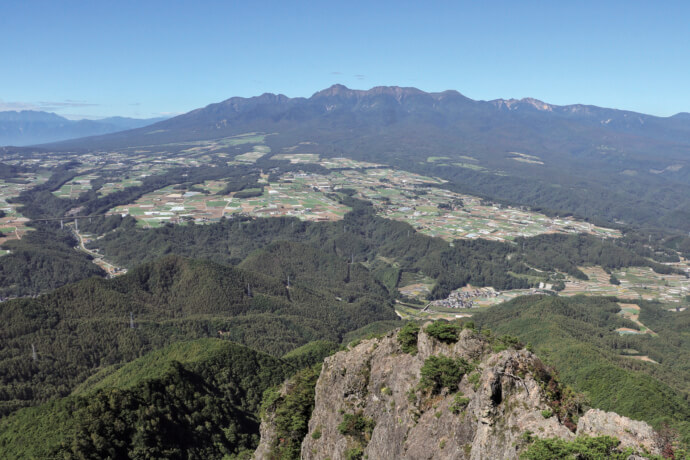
[0,110,68,122]
[490,97,554,111]
[311,83,353,97]
[217,92,292,107]
[312,84,427,100]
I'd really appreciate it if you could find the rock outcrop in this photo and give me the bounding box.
[577,409,663,456]
[256,324,664,459]
[254,392,280,460]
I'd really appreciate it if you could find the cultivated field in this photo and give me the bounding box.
[615,302,657,336]
[561,265,690,304]
[0,173,49,251]
[4,142,687,327]
[109,178,350,228]
[52,174,99,198]
[276,164,619,242]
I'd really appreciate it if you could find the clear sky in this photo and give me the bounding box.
[1,0,688,119]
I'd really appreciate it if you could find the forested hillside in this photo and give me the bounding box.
[0,230,104,298]
[2,297,688,458]
[473,295,690,444]
[3,154,686,300]
[0,255,395,416]
[0,338,336,459]
[83,199,683,300]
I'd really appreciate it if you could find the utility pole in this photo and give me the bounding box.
[287,275,290,288]
[75,218,78,232]
[129,312,135,329]
[247,283,252,297]
[31,344,37,361]
[60,219,64,229]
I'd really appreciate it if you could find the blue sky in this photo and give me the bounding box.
[1,0,688,119]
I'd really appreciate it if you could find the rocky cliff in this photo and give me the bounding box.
[256,323,664,459]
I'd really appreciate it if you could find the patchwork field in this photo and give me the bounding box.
[271,153,319,164]
[108,178,350,228]
[52,174,99,198]
[150,133,267,153]
[235,145,270,163]
[398,271,435,298]
[4,144,687,330]
[98,178,144,197]
[399,260,690,320]
[277,166,619,242]
[0,173,49,249]
[7,146,620,244]
[271,153,384,169]
[561,265,690,304]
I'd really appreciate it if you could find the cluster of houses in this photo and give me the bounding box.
[429,288,499,309]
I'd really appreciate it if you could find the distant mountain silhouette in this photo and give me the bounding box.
[37,85,690,231]
[46,84,690,150]
[0,110,167,146]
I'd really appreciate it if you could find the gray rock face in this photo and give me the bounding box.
[298,327,574,460]
[256,324,663,459]
[577,409,663,456]
[253,387,281,459]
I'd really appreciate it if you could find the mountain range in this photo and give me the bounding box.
[48,83,690,149]
[0,110,167,146]
[35,84,690,232]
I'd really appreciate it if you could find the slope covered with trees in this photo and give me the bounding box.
[0,254,395,415]
[0,159,329,298]
[0,338,336,459]
[473,295,690,444]
[84,199,683,300]
[0,229,104,298]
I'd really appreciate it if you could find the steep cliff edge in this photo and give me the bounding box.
[257,323,665,459]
